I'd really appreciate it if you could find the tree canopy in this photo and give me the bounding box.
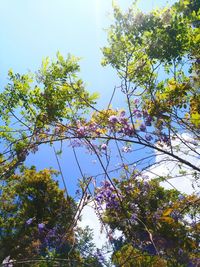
[0,0,200,266]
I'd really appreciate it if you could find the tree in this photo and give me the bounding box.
[0,168,77,260]
[0,0,200,266]
[95,0,200,265]
[76,226,104,267]
[0,167,103,266]
[0,52,98,180]
[95,175,200,266]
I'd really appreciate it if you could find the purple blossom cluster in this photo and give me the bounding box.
[76,126,87,137]
[43,227,62,249]
[95,181,121,210]
[26,218,46,232]
[133,109,142,118]
[140,123,146,132]
[144,115,153,126]
[108,112,135,137]
[119,123,135,136]
[72,109,155,145]
[123,183,134,191]
[107,108,154,142]
[38,226,66,254]
[132,108,153,134]
[178,194,185,201]
[108,115,119,124]
[145,133,153,141]
[38,223,45,231]
[170,210,183,221]
[68,108,163,156]
[157,133,170,145]
[26,219,61,251]
[76,122,105,138]
[130,212,138,223]
[94,249,105,264]
[153,210,162,221]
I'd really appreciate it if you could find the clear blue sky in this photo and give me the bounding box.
[0,0,176,95]
[0,0,177,194]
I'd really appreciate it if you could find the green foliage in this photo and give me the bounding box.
[76,226,103,267]
[0,0,200,266]
[0,168,76,261]
[102,0,200,133]
[96,175,200,266]
[112,243,167,267]
[1,53,98,126]
[0,52,99,179]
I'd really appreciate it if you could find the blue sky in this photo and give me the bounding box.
[1,0,176,94]
[0,0,177,195]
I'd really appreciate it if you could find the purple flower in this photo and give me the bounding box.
[160,133,169,143]
[130,213,138,224]
[101,144,107,150]
[140,123,146,132]
[145,134,153,141]
[144,115,152,126]
[120,110,126,117]
[124,184,133,191]
[154,212,161,220]
[26,218,33,225]
[38,223,45,231]
[118,116,128,124]
[171,210,181,220]
[102,180,111,187]
[77,126,86,137]
[95,181,121,210]
[88,123,98,131]
[105,190,112,198]
[108,115,119,124]
[133,109,142,118]
[121,124,135,136]
[2,256,14,267]
[95,249,105,263]
[95,195,103,204]
[178,194,185,201]
[47,228,56,238]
